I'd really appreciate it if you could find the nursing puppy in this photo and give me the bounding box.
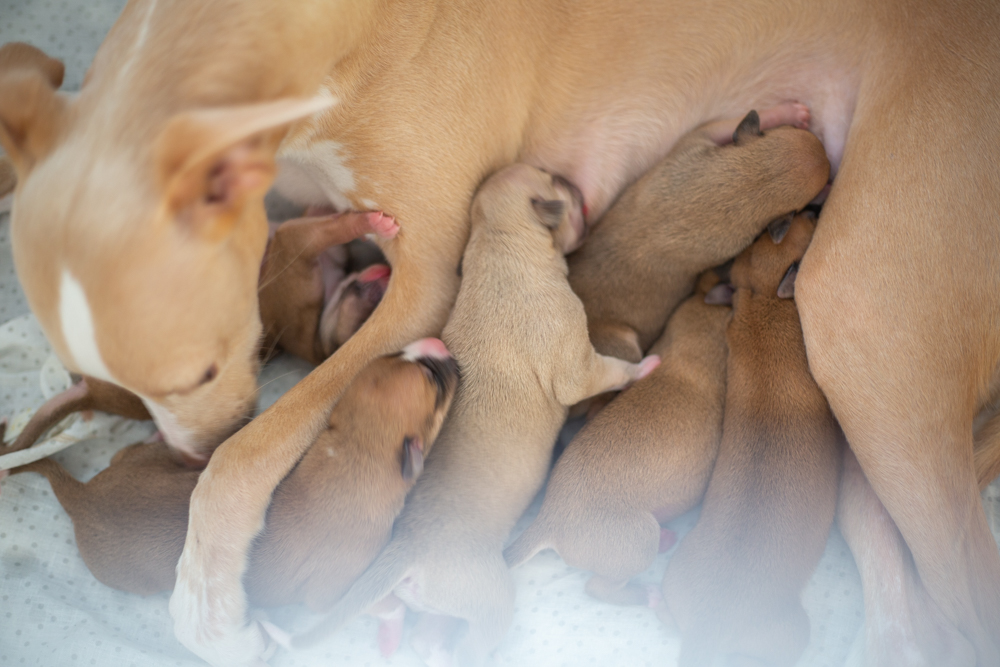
[661,214,842,667]
[259,211,396,364]
[292,164,658,665]
[568,108,829,362]
[5,2,999,661]
[504,270,730,606]
[7,340,456,618]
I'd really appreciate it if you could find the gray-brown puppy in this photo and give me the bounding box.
[661,213,842,667]
[7,340,457,658]
[291,164,658,665]
[504,270,730,606]
[568,107,830,363]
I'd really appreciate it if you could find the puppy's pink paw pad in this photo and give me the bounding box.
[659,527,677,553]
[759,102,811,131]
[636,355,661,380]
[377,618,404,658]
[646,584,664,609]
[365,212,400,239]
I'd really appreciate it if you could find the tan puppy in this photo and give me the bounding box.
[290,164,658,665]
[661,214,842,667]
[504,270,730,606]
[1,2,999,662]
[259,211,395,364]
[6,340,456,636]
[569,108,829,362]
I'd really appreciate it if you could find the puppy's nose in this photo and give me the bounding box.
[402,338,452,361]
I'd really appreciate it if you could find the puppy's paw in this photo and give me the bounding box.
[759,101,811,131]
[659,527,677,553]
[364,211,399,239]
[646,584,664,610]
[635,355,661,381]
[376,608,405,658]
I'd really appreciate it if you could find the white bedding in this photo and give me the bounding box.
[1,3,998,665]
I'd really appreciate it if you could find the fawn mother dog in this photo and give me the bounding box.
[0,0,998,664]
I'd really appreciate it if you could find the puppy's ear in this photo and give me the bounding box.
[732,110,762,145]
[401,436,424,482]
[531,198,566,229]
[0,44,67,174]
[155,95,335,242]
[777,262,799,299]
[767,214,794,244]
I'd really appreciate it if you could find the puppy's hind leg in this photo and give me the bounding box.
[572,511,662,607]
[558,351,660,407]
[421,553,515,667]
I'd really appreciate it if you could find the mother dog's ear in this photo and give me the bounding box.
[155,95,335,242]
[0,43,67,174]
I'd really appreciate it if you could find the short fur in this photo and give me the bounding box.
[504,271,730,606]
[661,214,843,667]
[9,348,457,611]
[292,164,657,665]
[568,109,829,362]
[1,1,999,662]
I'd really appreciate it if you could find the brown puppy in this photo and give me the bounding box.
[8,340,456,616]
[2,375,150,455]
[504,270,730,606]
[568,108,829,362]
[259,211,396,365]
[291,164,658,665]
[661,214,842,667]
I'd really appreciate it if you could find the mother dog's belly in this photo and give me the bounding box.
[273,63,859,223]
[525,66,859,220]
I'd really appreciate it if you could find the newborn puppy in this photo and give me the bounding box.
[1,375,150,456]
[293,164,658,665]
[569,105,830,362]
[259,210,397,364]
[8,340,457,617]
[504,270,731,606]
[660,213,842,667]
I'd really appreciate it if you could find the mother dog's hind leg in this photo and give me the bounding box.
[796,78,1000,663]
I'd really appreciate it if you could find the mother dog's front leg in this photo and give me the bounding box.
[170,222,464,667]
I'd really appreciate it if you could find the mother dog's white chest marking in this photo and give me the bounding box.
[58,270,114,383]
[275,139,358,212]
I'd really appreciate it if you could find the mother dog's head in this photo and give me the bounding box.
[0,42,332,461]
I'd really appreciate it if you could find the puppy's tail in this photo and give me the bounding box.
[503,519,551,568]
[8,458,85,512]
[291,541,411,649]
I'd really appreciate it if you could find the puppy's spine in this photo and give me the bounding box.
[292,541,411,648]
[503,520,550,568]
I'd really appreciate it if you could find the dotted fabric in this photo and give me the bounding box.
[0,3,998,666]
